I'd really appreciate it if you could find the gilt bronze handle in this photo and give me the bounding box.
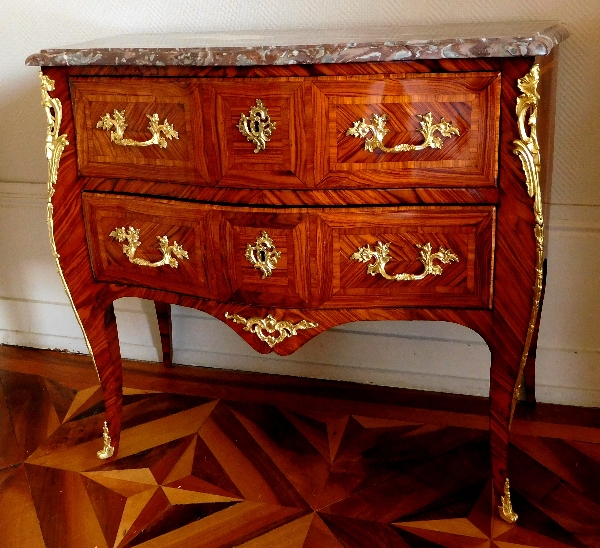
[351,241,458,281]
[346,111,459,153]
[110,227,189,269]
[97,110,179,148]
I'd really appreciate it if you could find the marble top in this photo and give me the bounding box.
[26,21,568,67]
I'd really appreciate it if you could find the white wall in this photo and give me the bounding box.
[0,1,598,406]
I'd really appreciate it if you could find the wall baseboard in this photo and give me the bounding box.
[2,298,599,405]
[1,181,599,406]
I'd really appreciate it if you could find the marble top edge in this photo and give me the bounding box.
[26,21,568,66]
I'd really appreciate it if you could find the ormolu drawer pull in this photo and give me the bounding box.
[97,110,179,148]
[245,231,281,278]
[346,112,459,153]
[237,99,276,153]
[110,226,189,268]
[225,312,318,348]
[351,241,458,281]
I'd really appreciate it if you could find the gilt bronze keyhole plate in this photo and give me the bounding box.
[237,99,276,153]
[245,231,281,278]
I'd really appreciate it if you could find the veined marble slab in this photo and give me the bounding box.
[26,21,568,67]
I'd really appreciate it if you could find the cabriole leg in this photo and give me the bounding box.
[154,301,173,367]
[489,346,520,523]
[79,302,123,459]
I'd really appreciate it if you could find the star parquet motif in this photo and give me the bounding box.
[1,354,600,548]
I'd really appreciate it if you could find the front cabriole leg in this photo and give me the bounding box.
[81,302,124,459]
[40,71,123,460]
[492,62,545,523]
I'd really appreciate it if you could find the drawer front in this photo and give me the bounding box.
[214,209,311,307]
[205,79,313,189]
[83,194,493,309]
[83,193,217,298]
[313,72,500,189]
[316,206,495,309]
[71,78,210,184]
[72,70,499,193]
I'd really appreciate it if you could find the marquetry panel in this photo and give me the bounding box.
[214,208,311,307]
[205,79,313,188]
[71,77,210,184]
[2,346,599,548]
[312,72,500,188]
[82,193,217,299]
[317,206,495,309]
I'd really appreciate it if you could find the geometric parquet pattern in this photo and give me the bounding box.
[1,347,600,547]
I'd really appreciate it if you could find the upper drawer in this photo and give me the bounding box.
[71,77,211,184]
[312,72,501,188]
[71,71,500,192]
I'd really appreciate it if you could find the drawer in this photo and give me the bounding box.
[71,78,210,184]
[206,71,500,190]
[83,193,494,310]
[315,206,495,309]
[82,193,217,298]
[215,205,494,309]
[72,70,499,192]
[313,72,501,189]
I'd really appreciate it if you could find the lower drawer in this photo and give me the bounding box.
[83,193,494,309]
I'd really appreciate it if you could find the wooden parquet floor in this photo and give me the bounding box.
[1,346,600,547]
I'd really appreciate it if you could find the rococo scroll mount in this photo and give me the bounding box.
[225,312,318,348]
[40,72,111,459]
[510,62,543,427]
